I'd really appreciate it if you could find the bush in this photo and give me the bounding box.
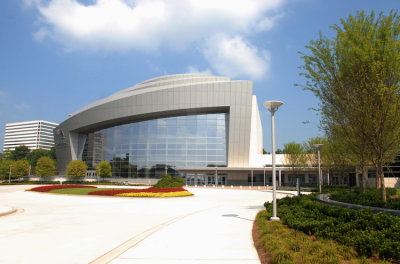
[264,194,400,261]
[153,174,184,188]
[330,188,400,210]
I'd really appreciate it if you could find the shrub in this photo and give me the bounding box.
[264,194,400,261]
[153,174,184,188]
[330,188,400,210]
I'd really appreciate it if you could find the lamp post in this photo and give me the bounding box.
[314,144,323,193]
[263,100,283,221]
[215,166,218,187]
[9,164,13,184]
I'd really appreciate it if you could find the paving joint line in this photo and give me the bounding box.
[89,205,219,264]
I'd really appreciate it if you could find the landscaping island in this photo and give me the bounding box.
[28,184,193,197]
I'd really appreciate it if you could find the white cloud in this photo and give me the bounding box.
[203,35,270,80]
[186,66,213,75]
[27,0,285,78]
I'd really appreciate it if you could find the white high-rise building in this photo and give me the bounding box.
[3,120,59,151]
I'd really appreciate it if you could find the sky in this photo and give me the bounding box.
[0,0,398,151]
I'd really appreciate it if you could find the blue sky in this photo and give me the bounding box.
[0,0,398,151]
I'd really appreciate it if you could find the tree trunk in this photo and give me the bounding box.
[361,165,368,192]
[376,168,380,188]
[376,164,387,202]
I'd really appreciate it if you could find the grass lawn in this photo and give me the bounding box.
[397,189,400,195]
[49,188,119,195]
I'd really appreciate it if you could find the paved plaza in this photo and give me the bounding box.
[0,185,291,264]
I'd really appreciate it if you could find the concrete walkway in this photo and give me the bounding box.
[0,185,292,264]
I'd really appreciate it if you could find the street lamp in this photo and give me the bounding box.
[314,144,323,193]
[9,164,13,184]
[263,100,283,221]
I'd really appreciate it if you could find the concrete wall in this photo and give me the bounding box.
[368,177,400,188]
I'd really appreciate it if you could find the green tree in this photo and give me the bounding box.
[0,159,13,180]
[9,146,31,160]
[95,160,112,178]
[283,142,307,176]
[49,147,57,161]
[299,11,400,201]
[35,157,57,177]
[13,160,29,178]
[27,149,51,168]
[66,160,88,178]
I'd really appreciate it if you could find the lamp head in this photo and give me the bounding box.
[314,144,323,149]
[263,101,284,113]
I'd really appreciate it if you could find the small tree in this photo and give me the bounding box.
[283,142,307,177]
[0,159,13,180]
[35,157,57,177]
[96,160,112,178]
[27,149,52,167]
[66,160,87,178]
[13,160,29,178]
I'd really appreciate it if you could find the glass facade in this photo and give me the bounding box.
[82,113,228,178]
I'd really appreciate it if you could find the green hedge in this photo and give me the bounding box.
[265,194,400,261]
[330,188,400,210]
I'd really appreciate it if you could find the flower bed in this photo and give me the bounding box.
[88,187,187,196]
[29,185,97,192]
[116,191,193,197]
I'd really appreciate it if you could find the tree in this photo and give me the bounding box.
[35,157,57,177]
[299,11,400,201]
[0,160,13,180]
[66,160,87,178]
[9,146,30,160]
[27,149,51,168]
[13,160,29,178]
[283,142,307,176]
[95,160,112,178]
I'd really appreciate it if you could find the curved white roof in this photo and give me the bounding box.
[70,74,232,117]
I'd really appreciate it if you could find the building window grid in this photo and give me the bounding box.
[82,113,228,176]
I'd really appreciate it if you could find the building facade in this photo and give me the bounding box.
[55,74,276,184]
[3,120,59,151]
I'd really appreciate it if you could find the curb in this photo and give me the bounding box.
[0,206,18,217]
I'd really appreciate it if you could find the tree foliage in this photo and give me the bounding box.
[95,160,112,178]
[9,146,30,161]
[299,10,400,200]
[35,157,57,177]
[27,149,54,167]
[0,160,13,180]
[66,160,87,178]
[13,160,29,178]
[283,142,307,174]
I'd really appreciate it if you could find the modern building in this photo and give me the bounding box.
[55,74,322,185]
[3,120,59,151]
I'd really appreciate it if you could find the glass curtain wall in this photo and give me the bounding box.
[82,113,228,178]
